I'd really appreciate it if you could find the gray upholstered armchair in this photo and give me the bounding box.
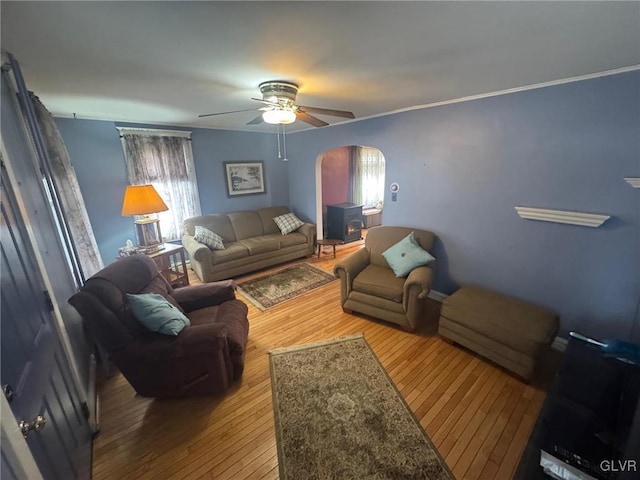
[333,226,436,331]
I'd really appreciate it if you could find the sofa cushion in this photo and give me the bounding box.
[257,206,290,235]
[194,225,225,250]
[382,232,435,277]
[237,236,280,255]
[353,264,405,303]
[263,232,308,248]
[228,211,264,240]
[209,242,249,263]
[126,293,190,336]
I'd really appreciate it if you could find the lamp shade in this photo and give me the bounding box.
[121,184,168,216]
[262,108,296,125]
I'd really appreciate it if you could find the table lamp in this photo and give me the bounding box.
[121,184,168,249]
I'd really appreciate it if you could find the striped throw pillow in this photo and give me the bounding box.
[194,225,225,250]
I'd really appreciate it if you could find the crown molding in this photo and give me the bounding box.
[515,207,610,227]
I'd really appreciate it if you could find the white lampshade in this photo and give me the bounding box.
[262,108,296,125]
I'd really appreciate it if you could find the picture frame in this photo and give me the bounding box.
[223,161,266,197]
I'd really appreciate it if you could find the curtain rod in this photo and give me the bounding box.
[116,127,192,138]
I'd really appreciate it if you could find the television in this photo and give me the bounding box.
[515,332,640,479]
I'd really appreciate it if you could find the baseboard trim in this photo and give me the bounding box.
[427,290,448,302]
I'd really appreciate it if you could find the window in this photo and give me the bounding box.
[353,146,385,208]
[119,128,201,241]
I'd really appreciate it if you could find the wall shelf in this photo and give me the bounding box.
[514,207,610,228]
[624,177,640,188]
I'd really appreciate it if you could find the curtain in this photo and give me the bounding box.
[121,132,201,241]
[347,146,357,204]
[353,147,385,208]
[32,95,104,278]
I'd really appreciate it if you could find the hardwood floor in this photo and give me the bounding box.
[92,238,558,479]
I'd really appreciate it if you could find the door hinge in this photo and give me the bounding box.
[43,290,54,312]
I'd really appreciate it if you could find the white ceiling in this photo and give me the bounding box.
[2,1,639,132]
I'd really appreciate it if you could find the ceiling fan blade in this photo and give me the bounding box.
[198,108,257,118]
[297,105,355,119]
[251,97,280,106]
[247,115,264,125]
[295,111,329,127]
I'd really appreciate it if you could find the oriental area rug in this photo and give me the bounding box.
[269,334,454,480]
[236,263,335,310]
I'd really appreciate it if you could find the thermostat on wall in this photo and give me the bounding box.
[390,182,400,193]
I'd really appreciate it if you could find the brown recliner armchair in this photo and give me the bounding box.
[69,254,249,397]
[334,226,436,331]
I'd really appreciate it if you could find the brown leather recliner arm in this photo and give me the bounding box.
[173,322,232,355]
[171,280,237,312]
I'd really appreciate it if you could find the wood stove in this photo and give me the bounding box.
[326,203,363,243]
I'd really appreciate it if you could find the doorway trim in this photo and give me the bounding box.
[315,153,324,239]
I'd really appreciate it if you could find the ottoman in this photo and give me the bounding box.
[438,286,559,381]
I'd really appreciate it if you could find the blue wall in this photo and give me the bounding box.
[56,119,290,262]
[286,71,640,339]
[190,128,289,212]
[58,71,640,340]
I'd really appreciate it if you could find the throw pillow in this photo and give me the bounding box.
[126,293,190,336]
[273,212,305,235]
[382,232,435,277]
[194,225,225,250]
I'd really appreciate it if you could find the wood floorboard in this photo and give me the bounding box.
[92,237,558,479]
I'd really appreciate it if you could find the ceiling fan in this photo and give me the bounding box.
[198,81,355,127]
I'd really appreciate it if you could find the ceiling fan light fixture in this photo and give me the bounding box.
[262,108,296,125]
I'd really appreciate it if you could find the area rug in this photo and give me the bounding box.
[269,334,454,480]
[236,263,335,310]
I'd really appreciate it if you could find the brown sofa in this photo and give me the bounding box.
[334,226,436,331]
[182,206,316,282]
[69,255,249,397]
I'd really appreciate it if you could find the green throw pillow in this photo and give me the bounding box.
[381,232,435,277]
[126,293,190,336]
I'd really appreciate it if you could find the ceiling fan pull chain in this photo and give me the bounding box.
[276,125,282,159]
[282,124,288,162]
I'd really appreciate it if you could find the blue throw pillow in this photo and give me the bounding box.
[381,232,435,277]
[126,293,190,336]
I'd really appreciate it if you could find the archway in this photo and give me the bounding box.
[315,145,386,239]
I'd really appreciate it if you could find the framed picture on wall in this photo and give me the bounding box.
[224,161,266,197]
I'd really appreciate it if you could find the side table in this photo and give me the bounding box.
[317,238,344,258]
[147,243,189,287]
